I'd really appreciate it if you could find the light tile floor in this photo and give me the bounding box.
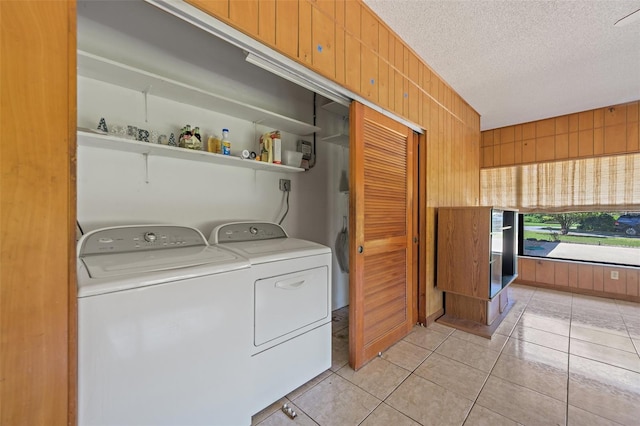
[252,285,640,426]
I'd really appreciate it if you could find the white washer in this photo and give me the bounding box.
[77,225,253,426]
[210,222,332,415]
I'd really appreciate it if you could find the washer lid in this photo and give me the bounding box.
[81,245,242,279]
[219,238,330,264]
[211,222,330,263]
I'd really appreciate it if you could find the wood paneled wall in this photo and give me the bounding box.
[482,102,640,301]
[481,101,640,168]
[186,0,481,321]
[0,1,77,425]
[0,1,476,422]
[517,258,639,302]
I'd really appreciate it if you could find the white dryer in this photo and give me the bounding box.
[210,222,332,415]
[77,225,253,426]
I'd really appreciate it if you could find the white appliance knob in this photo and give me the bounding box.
[144,232,157,243]
[250,226,258,235]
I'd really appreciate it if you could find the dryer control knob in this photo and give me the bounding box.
[249,226,259,235]
[144,232,157,243]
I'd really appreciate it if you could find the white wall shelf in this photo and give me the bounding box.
[321,133,349,147]
[78,130,305,173]
[319,101,349,147]
[77,51,321,136]
[320,101,349,117]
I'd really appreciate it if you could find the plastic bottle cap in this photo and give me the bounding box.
[222,128,229,132]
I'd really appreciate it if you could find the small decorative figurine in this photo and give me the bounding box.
[97,117,108,133]
[137,129,149,142]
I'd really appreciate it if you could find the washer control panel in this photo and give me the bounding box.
[215,222,287,243]
[79,225,207,255]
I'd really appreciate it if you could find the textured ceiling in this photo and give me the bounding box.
[364,0,640,130]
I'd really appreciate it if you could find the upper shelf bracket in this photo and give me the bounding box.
[77,50,321,136]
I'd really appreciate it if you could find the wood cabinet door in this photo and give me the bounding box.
[436,208,491,298]
[349,102,415,370]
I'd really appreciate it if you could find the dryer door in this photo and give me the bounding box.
[254,265,329,349]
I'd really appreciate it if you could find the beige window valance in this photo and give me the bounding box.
[480,153,640,212]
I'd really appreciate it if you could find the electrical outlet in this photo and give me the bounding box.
[611,271,619,280]
[279,179,291,192]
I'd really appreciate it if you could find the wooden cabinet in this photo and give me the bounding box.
[515,257,640,300]
[437,207,518,299]
[436,207,518,337]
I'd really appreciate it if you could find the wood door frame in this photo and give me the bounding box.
[348,101,365,369]
[1,1,77,424]
[417,131,427,325]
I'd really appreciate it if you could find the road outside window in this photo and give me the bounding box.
[522,212,640,267]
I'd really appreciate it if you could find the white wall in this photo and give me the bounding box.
[78,76,316,234]
[77,78,350,309]
[77,0,350,309]
[77,0,312,123]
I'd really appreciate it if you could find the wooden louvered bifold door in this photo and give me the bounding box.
[349,102,415,370]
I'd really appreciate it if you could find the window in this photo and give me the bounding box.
[480,153,640,267]
[520,212,640,267]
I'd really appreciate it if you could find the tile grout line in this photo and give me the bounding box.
[565,290,574,426]
[569,294,640,425]
[318,323,435,426]
[618,305,640,358]
[388,325,463,424]
[263,296,640,426]
[571,334,638,354]
[352,327,438,425]
[357,325,455,426]
[321,312,445,425]
[571,298,640,373]
[568,352,640,375]
[460,288,533,426]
